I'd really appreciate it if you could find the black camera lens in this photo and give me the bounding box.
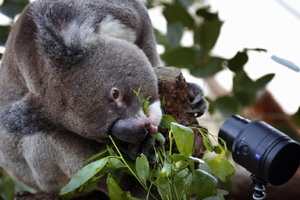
[219,115,300,186]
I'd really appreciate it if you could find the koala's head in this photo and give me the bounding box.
[30,0,162,144]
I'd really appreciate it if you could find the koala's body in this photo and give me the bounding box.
[0,0,207,197]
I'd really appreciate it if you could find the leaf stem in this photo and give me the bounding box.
[109,136,158,200]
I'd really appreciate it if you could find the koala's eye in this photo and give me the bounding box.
[112,89,120,99]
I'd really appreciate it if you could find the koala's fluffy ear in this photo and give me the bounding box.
[30,1,97,66]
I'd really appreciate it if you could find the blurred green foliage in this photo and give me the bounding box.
[0,0,299,198]
[150,0,275,118]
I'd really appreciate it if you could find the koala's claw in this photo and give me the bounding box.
[187,82,208,118]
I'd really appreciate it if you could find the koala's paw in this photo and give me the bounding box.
[186,82,208,118]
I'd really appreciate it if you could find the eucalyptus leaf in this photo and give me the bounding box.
[171,122,194,157]
[163,3,194,29]
[159,114,176,129]
[0,0,29,19]
[156,177,171,200]
[60,158,108,196]
[196,12,223,52]
[187,169,217,200]
[203,136,214,152]
[136,154,149,185]
[0,26,11,46]
[227,51,248,72]
[292,107,300,127]
[204,157,235,183]
[142,96,151,115]
[161,47,196,68]
[151,132,165,144]
[203,189,229,200]
[166,22,184,50]
[214,96,240,118]
[190,56,225,78]
[107,175,127,200]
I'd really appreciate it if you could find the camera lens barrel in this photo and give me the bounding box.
[219,115,300,186]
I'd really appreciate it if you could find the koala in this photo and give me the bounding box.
[0,0,207,197]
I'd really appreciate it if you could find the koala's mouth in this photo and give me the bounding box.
[109,118,149,145]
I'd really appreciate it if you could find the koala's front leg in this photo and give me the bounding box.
[20,130,102,193]
[186,82,208,117]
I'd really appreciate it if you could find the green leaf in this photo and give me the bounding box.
[163,3,195,29]
[83,146,109,164]
[131,87,142,104]
[172,154,204,166]
[179,0,194,7]
[161,47,196,68]
[166,22,184,50]
[59,158,108,196]
[159,114,176,129]
[135,154,149,186]
[0,26,11,46]
[227,51,248,72]
[151,132,165,144]
[107,158,126,172]
[171,122,194,157]
[292,107,300,127]
[251,73,275,92]
[107,175,127,200]
[203,189,229,200]
[203,136,214,152]
[214,96,240,118]
[0,0,29,19]
[204,157,235,183]
[142,96,151,115]
[190,56,225,78]
[79,178,99,193]
[0,170,16,200]
[187,169,217,200]
[157,177,171,200]
[195,11,223,52]
[213,146,222,154]
[173,168,191,199]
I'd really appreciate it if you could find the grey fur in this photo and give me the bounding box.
[0,0,207,197]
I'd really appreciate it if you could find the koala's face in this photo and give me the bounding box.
[44,39,162,144]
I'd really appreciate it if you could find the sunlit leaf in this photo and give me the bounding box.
[60,158,108,196]
[171,122,194,157]
[203,136,214,152]
[204,157,235,183]
[151,132,165,144]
